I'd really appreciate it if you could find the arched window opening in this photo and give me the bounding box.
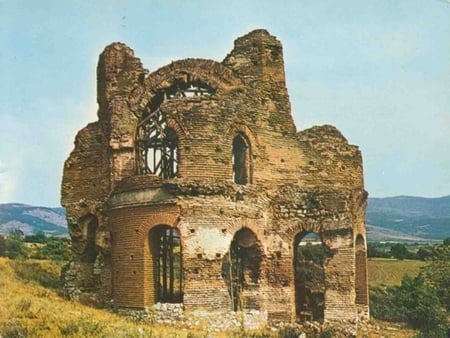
[222,228,261,311]
[163,76,215,98]
[149,226,183,303]
[136,109,179,178]
[232,134,250,185]
[77,214,99,263]
[294,232,325,322]
[136,75,215,177]
[355,234,368,305]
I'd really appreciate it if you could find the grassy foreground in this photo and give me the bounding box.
[0,257,418,337]
[0,258,212,337]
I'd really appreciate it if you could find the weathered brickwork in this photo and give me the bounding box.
[61,29,369,324]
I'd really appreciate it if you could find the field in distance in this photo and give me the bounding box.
[368,258,426,287]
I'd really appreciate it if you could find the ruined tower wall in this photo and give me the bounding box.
[60,121,110,253]
[97,43,147,184]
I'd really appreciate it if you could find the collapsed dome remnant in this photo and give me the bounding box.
[61,29,369,324]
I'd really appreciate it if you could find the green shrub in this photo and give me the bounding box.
[32,237,71,261]
[5,236,28,260]
[0,235,6,256]
[59,321,79,336]
[278,326,301,338]
[25,231,47,244]
[0,320,29,338]
[370,275,447,337]
[59,318,106,337]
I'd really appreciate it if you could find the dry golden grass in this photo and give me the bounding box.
[0,257,215,337]
[367,258,426,287]
[357,319,418,338]
[0,257,420,337]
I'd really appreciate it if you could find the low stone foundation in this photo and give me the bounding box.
[117,303,267,332]
[117,304,360,336]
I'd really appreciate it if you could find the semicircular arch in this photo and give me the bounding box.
[129,58,242,112]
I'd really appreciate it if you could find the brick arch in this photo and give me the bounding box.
[129,58,242,112]
[137,212,180,245]
[226,218,264,246]
[225,124,259,149]
[145,59,241,91]
[166,117,190,140]
[283,220,322,245]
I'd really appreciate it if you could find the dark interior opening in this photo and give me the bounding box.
[222,228,261,310]
[232,134,249,185]
[149,226,183,303]
[294,232,325,322]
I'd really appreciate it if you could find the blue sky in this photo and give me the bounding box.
[0,0,449,207]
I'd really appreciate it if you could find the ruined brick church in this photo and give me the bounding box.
[61,29,369,323]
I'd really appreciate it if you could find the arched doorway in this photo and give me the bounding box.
[222,228,261,310]
[294,232,325,322]
[148,225,183,303]
[355,234,368,306]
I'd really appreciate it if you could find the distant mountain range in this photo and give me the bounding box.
[366,195,450,241]
[0,203,67,237]
[0,195,449,241]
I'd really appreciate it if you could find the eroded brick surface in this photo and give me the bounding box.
[61,29,369,324]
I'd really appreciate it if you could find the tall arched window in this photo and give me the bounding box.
[232,134,250,185]
[149,226,183,303]
[136,109,179,179]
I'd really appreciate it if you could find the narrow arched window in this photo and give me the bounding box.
[232,134,250,185]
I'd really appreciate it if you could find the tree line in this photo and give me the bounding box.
[0,230,71,261]
[368,239,450,260]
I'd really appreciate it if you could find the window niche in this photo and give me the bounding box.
[232,134,251,185]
